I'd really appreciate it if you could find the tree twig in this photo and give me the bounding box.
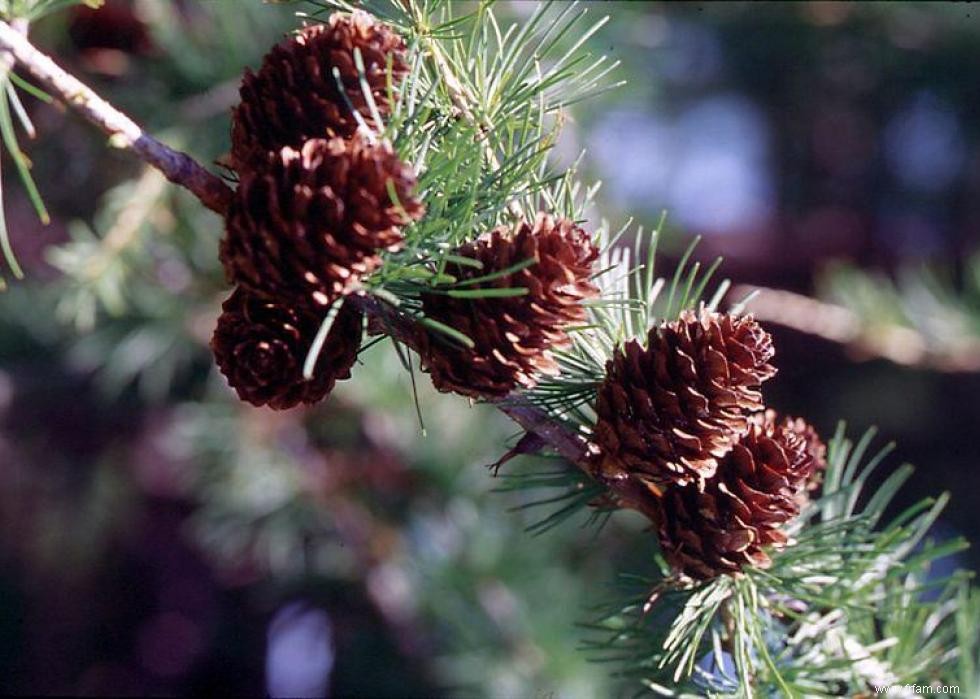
[0,18,28,74]
[0,21,233,215]
[493,400,593,467]
[736,284,980,373]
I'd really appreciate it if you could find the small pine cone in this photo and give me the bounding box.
[656,412,822,580]
[220,135,423,307]
[781,414,828,502]
[231,11,408,170]
[592,310,776,490]
[415,214,599,398]
[211,288,362,410]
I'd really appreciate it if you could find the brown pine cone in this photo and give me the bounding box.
[414,214,599,398]
[231,11,408,170]
[655,411,823,580]
[220,135,423,307]
[592,310,776,490]
[782,414,829,502]
[211,288,362,410]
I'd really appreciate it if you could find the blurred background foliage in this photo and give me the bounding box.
[0,1,978,696]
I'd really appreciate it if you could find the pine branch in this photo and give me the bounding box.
[736,284,980,372]
[494,399,593,467]
[0,18,26,73]
[0,20,233,215]
[3,3,973,694]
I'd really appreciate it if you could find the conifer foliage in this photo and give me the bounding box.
[207,2,855,594]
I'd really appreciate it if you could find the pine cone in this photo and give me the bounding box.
[783,414,828,501]
[211,288,362,410]
[592,310,776,490]
[414,214,599,398]
[232,11,408,170]
[220,135,423,307]
[656,411,823,580]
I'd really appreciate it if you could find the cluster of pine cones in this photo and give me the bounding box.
[211,11,419,409]
[211,10,600,408]
[591,310,827,579]
[211,10,824,582]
